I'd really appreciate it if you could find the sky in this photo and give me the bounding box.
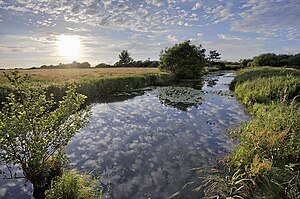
[0,0,299,68]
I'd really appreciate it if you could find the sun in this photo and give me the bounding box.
[57,35,81,60]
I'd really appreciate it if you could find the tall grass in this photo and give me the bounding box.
[229,67,300,108]
[49,73,173,103]
[195,67,300,198]
[0,72,174,104]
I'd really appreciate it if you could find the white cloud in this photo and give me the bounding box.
[192,2,202,10]
[0,0,209,33]
[145,0,165,7]
[204,3,234,24]
[66,27,89,32]
[218,33,245,41]
[167,34,178,42]
[231,0,300,40]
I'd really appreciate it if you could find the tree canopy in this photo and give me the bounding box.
[159,40,206,79]
[208,50,221,62]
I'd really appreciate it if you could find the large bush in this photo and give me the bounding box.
[159,40,206,79]
[0,71,90,199]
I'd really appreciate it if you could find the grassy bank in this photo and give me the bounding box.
[201,67,300,198]
[0,68,173,104]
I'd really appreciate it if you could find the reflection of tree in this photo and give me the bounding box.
[94,90,147,104]
[153,86,204,111]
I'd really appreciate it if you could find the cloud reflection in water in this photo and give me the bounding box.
[67,74,248,198]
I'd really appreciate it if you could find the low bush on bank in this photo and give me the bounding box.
[45,169,102,199]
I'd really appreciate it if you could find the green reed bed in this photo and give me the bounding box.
[0,73,174,104]
[197,67,300,198]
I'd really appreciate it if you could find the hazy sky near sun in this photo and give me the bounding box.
[0,0,299,68]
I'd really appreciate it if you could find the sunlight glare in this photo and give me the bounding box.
[57,35,81,59]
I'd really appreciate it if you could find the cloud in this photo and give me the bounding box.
[204,3,234,24]
[217,33,245,41]
[0,0,211,33]
[0,0,172,32]
[0,45,36,53]
[66,27,89,32]
[167,34,178,42]
[192,2,203,10]
[231,0,300,40]
[146,0,165,7]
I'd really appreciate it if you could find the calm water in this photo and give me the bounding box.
[0,71,248,199]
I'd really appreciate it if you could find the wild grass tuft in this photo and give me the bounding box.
[45,169,102,199]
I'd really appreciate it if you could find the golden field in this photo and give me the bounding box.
[0,68,161,83]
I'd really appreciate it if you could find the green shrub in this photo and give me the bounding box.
[0,72,90,199]
[45,169,102,199]
[159,40,206,79]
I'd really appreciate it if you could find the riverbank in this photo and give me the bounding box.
[202,67,300,198]
[0,68,174,104]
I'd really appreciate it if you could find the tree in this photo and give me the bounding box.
[115,50,133,67]
[208,50,221,62]
[0,72,90,199]
[250,53,279,67]
[239,58,252,68]
[95,63,112,68]
[159,40,206,79]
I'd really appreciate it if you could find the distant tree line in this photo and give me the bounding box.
[40,61,91,69]
[95,50,159,68]
[240,53,300,68]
